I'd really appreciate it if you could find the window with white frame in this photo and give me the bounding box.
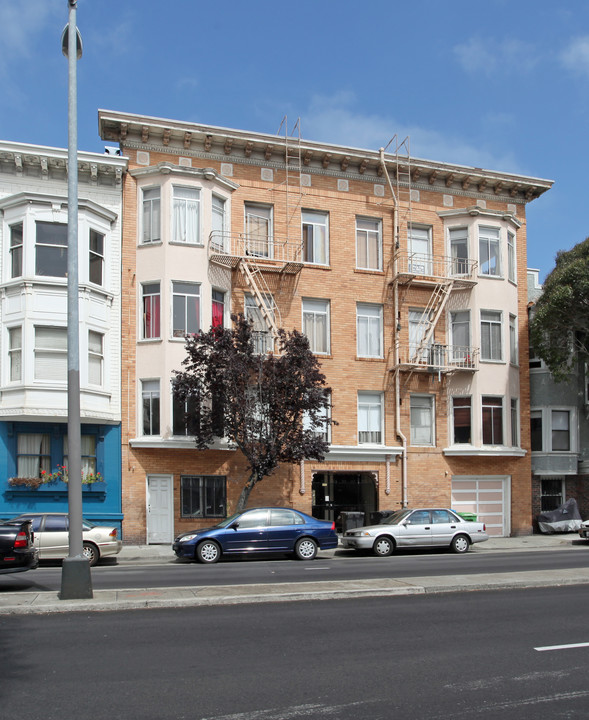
[245,203,272,258]
[509,314,518,364]
[531,408,574,452]
[551,410,571,451]
[142,379,160,436]
[409,308,431,361]
[302,298,330,354]
[511,398,519,447]
[142,282,160,340]
[358,392,383,444]
[303,390,331,442]
[35,221,68,277]
[88,331,104,386]
[142,187,161,244]
[64,435,97,478]
[172,391,199,437]
[302,210,329,265]
[507,231,516,283]
[17,433,51,478]
[8,327,22,382]
[479,226,501,276]
[482,396,503,445]
[172,282,200,337]
[211,195,226,250]
[449,227,469,275]
[452,396,471,444]
[10,223,23,278]
[34,326,67,381]
[356,217,382,271]
[245,293,274,353]
[450,311,470,363]
[410,395,435,446]
[408,225,432,274]
[480,310,502,361]
[173,186,200,244]
[89,228,104,286]
[357,303,383,358]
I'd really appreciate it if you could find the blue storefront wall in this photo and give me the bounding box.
[0,421,123,536]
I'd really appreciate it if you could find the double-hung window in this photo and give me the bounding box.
[10,223,23,278]
[173,187,200,244]
[89,229,104,285]
[88,331,104,386]
[303,299,330,354]
[509,314,518,365]
[245,293,274,353]
[172,391,199,436]
[408,225,432,274]
[409,308,431,361]
[480,310,502,361]
[357,303,383,358]
[358,392,383,444]
[142,187,161,244]
[211,195,226,250]
[17,433,51,478]
[530,410,543,451]
[34,327,67,381]
[449,227,469,275]
[511,398,519,447]
[142,380,160,436]
[452,397,471,444]
[551,410,571,451]
[181,475,226,518]
[303,391,331,442]
[482,396,503,445]
[142,283,161,339]
[450,311,470,364]
[410,395,435,446]
[531,409,573,452]
[356,217,382,270]
[212,289,225,329]
[507,231,516,283]
[302,210,329,265]
[479,226,501,276]
[8,327,22,382]
[36,221,68,277]
[245,203,272,258]
[172,282,200,337]
[64,435,97,478]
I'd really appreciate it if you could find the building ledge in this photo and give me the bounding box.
[324,445,402,462]
[444,445,527,457]
[129,437,236,451]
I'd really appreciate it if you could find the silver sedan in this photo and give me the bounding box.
[341,508,489,556]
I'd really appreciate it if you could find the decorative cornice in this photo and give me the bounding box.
[0,191,118,223]
[437,205,522,228]
[130,161,240,191]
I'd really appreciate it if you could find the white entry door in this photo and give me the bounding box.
[147,475,174,544]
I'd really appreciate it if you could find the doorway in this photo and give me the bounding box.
[312,472,377,531]
[146,475,174,544]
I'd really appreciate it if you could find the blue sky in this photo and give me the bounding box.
[1,0,588,281]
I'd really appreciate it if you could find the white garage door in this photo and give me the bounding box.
[451,476,510,537]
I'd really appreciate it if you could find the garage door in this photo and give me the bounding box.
[451,476,510,537]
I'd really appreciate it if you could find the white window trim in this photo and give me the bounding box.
[302,210,329,265]
[356,216,383,271]
[530,407,577,454]
[140,185,162,245]
[356,303,383,358]
[481,395,504,446]
[480,309,503,363]
[171,280,201,339]
[357,391,384,445]
[302,298,330,355]
[410,394,435,446]
[478,225,502,278]
[171,185,202,246]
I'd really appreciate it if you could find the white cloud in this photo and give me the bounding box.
[560,36,589,78]
[454,36,539,77]
[300,93,520,172]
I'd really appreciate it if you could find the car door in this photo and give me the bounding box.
[38,515,69,558]
[266,509,306,551]
[430,509,460,546]
[222,509,269,553]
[396,510,432,547]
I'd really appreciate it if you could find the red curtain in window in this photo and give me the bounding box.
[212,300,223,328]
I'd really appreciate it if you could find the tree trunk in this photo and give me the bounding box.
[236,472,259,512]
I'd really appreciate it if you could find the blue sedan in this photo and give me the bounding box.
[173,507,338,563]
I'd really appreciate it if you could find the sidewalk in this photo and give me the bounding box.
[1,534,587,615]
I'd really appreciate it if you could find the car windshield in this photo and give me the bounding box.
[383,509,413,525]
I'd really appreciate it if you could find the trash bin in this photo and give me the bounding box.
[339,511,365,533]
[369,510,397,525]
[456,512,477,522]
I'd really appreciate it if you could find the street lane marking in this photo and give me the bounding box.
[535,642,589,652]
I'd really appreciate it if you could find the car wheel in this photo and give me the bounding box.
[451,534,470,554]
[373,536,395,557]
[82,542,100,567]
[196,540,221,564]
[294,537,318,561]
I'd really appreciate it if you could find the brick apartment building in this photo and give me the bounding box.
[99,110,552,543]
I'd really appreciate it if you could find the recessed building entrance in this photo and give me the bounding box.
[312,472,377,531]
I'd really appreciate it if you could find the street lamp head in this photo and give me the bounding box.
[61,24,83,59]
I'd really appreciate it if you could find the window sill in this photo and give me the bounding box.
[354,268,384,275]
[356,355,385,362]
[137,338,163,344]
[303,262,331,270]
[169,241,205,249]
[138,240,163,248]
[444,444,526,457]
[477,274,504,280]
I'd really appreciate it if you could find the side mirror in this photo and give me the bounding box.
[230,522,240,530]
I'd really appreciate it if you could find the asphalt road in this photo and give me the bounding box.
[1,585,588,719]
[3,547,589,593]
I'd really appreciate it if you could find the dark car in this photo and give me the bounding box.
[0,518,38,574]
[173,507,338,563]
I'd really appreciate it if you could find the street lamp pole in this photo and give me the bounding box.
[60,0,92,600]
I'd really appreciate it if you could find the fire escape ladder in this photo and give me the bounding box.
[239,257,281,338]
[411,280,454,360]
